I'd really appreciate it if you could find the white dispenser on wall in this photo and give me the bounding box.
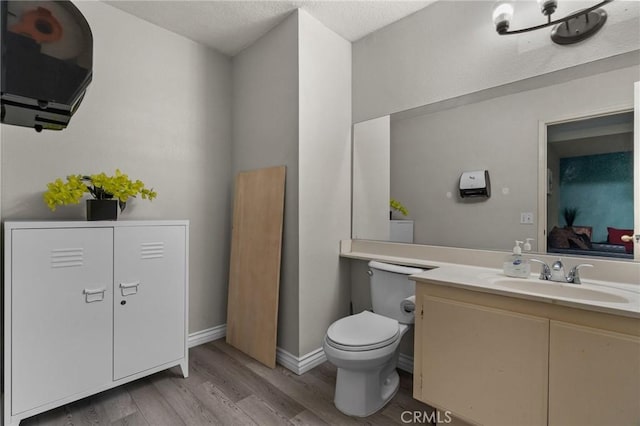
[459,170,490,198]
[503,241,530,278]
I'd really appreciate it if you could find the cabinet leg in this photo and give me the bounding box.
[178,359,189,378]
[5,414,21,426]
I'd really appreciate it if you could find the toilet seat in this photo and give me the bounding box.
[326,311,400,352]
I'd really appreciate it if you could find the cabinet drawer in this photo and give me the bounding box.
[10,228,113,414]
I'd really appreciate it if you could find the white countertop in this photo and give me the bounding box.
[411,264,640,319]
[340,250,458,270]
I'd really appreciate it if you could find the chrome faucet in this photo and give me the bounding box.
[566,263,594,284]
[529,259,551,280]
[550,259,566,282]
[530,258,593,284]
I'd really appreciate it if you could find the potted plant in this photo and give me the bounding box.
[43,169,157,220]
[562,207,578,228]
[390,198,409,220]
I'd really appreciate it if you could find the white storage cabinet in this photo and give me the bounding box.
[3,221,189,426]
[389,220,414,243]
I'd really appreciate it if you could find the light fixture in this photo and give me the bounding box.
[492,0,613,45]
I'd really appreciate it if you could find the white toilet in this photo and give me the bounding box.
[323,260,424,417]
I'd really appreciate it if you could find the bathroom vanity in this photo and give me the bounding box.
[411,266,640,426]
[340,239,640,425]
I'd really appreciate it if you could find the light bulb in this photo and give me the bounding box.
[537,0,558,16]
[492,2,514,33]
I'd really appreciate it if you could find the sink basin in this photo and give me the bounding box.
[489,278,631,304]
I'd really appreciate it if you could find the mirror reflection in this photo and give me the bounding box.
[351,65,638,262]
[546,112,634,259]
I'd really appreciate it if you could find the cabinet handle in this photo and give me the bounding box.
[83,288,106,303]
[119,281,140,296]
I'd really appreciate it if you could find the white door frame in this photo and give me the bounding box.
[537,99,636,259]
[634,81,640,261]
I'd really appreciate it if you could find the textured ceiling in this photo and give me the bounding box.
[105,1,435,56]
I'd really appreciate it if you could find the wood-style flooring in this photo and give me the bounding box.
[22,339,435,426]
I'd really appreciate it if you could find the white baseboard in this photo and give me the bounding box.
[188,325,411,375]
[187,325,326,376]
[398,353,414,374]
[188,324,227,348]
[277,348,411,375]
[276,346,327,375]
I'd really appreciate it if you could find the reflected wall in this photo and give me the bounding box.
[387,65,638,252]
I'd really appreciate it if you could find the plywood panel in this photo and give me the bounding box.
[226,166,286,368]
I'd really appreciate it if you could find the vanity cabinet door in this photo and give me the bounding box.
[113,225,186,380]
[549,321,640,426]
[10,228,113,415]
[415,295,549,426]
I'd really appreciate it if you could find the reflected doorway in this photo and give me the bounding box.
[546,111,634,259]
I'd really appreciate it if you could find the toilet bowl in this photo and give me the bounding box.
[323,310,410,416]
[323,261,424,417]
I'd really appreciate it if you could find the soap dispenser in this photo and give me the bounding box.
[503,241,531,278]
[523,238,534,252]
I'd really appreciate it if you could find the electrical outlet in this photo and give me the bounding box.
[520,212,534,224]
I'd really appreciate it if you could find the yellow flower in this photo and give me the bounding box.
[43,170,157,212]
[43,175,88,211]
[390,198,409,216]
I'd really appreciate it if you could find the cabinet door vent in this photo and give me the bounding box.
[50,248,84,268]
[140,242,164,259]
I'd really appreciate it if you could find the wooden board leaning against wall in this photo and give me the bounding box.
[226,166,286,368]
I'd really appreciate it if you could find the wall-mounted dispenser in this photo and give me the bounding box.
[459,170,491,198]
[1,0,93,132]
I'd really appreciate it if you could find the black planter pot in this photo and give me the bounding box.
[86,199,118,221]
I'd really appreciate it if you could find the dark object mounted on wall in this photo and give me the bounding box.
[459,170,491,198]
[1,0,93,132]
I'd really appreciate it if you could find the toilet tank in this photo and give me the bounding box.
[368,261,424,324]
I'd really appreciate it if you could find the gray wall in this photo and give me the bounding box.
[2,3,351,359]
[353,0,640,122]
[0,1,233,334]
[232,10,352,357]
[349,0,639,362]
[231,12,301,355]
[352,116,391,241]
[350,0,639,253]
[298,10,352,356]
[390,66,639,251]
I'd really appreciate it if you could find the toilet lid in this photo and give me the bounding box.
[326,311,399,351]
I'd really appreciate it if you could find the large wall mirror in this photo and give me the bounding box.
[352,63,639,262]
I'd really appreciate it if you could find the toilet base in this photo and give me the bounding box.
[333,354,400,417]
